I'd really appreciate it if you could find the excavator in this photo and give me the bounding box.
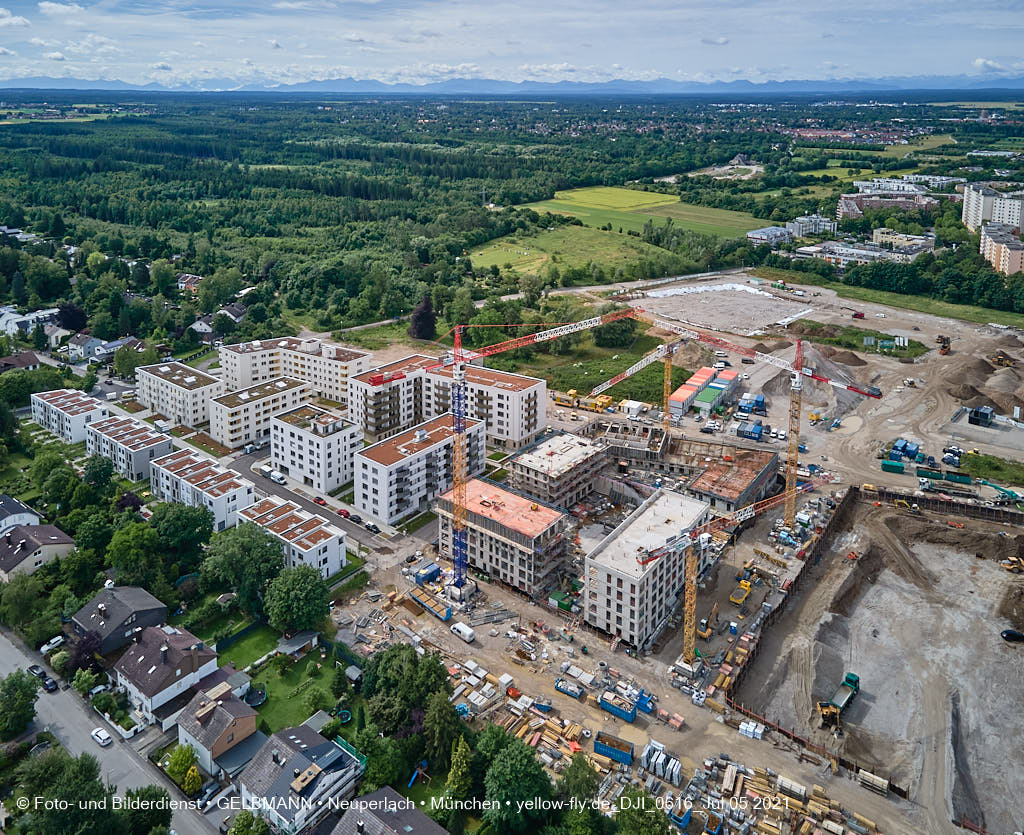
[696,602,718,641]
[1000,556,1024,574]
[817,702,844,737]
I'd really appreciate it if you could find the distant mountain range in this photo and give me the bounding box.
[3,73,1024,94]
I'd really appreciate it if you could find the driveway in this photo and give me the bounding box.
[0,630,213,834]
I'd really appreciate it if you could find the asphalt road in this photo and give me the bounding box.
[0,630,213,834]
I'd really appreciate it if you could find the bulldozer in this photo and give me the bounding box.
[990,351,1016,367]
[1001,556,1024,574]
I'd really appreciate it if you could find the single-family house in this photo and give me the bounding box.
[0,351,40,374]
[0,525,75,583]
[0,495,42,535]
[332,786,449,835]
[176,682,259,776]
[71,585,168,656]
[68,333,105,361]
[114,625,217,724]
[216,302,247,323]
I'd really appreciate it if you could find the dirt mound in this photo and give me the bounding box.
[882,515,1019,562]
[829,546,884,617]
[963,357,996,381]
[948,383,983,401]
[998,581,1024,631]
[763,369,793,397]
[830,350,867,367]
[749,342,773,353]
[994,334,1022,348]
[987,367,1021,394]
[773,339,793,350]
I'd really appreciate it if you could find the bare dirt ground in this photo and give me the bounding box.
[737,502,1024,834]
[686,163,766,180]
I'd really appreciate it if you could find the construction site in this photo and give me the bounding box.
[336,270,1024,835]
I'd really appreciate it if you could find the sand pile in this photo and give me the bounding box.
[987,367,1021,394]
[816,345,837,359]
[963,357,995,382]
[831,350,867,367]
[948,383,983,401]
[749,342,773,353]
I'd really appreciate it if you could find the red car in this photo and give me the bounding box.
[313,497,327,506]
[338,508,350,518]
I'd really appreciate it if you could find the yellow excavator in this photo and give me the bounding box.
[696,602,718,640]
[1001,556,1024,574]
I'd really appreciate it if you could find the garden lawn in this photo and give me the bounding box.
[959,454,1024,489]
[257,652,335,732]
[398,511,436,533]
[216,625,280,670]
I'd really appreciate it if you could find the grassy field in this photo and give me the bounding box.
[523,186,763,237]
[469,224,675,274]
[751,267,1024,329]
[790,319,927,359]
[255,652,334,732]
[929,101,1024,110]
[959,454,1024,487]
[792,133,955,159]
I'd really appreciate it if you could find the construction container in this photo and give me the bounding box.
[945,470,972,485]
[881,460,905,474]
[892,438,907,456]
[415,562,441,586]
[548,591,573,612]
[904,442,920,459]
[916,467,943,480]
[593,731,634,765]
[599,691,637,722]
[408,586,451,621]
[555,678,584,700]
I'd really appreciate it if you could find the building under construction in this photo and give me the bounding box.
[508,432,607,510]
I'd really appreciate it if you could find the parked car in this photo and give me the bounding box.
[313,497,327,506]
[338,508,350,518]
[27,665,46,679]
[39,636,64,654]
[405,554,419,564]
[41,676,58,693]
[349,515,363,524]
[91,728,112,747]
[1001,629,1024,643]
[88,683,110,697]
[365,522,381,534]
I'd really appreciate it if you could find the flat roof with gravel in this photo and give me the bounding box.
[138,362,220,390]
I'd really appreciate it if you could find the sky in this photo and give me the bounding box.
[0,0,1023,88]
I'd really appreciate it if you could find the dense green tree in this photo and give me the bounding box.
[408,296,437,339]
[165,744,195,785]
[0,573,44,630]
[201,523,283,614]
[31,323,46,350]
[484,738,552,833]
[74,515,114,554]
[121,785,173,835]
[0,669,40,739]
[592,304,637,348]
[149,503,213,574]
[14,749,125,835]
[558,753,599,803]
[423,690,463,770]
[107,522,162,586]
[183,765,202,796]
[446,736,472,801]
[228,810,271,835]
[264,565,328,633]
[614,788,670,835]
[82,455,115,492]
[72,668,99,696]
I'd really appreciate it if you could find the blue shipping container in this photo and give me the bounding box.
[594,732,634,765]
[889,450,903,461]
[905,442,920,459]
[415,563,440,585]
[893,438,907,454]
[599,692,637,722]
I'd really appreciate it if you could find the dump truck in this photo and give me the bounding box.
[729,580,752,606]
[818,672,860,725]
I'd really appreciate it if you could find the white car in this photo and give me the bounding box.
[91,728,112,747]
[778,430,788,441]
[39,636,64,655]
[741,373,750,380]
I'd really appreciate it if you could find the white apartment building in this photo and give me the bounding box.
[239,495,347,579]
[350,354,546,450]
[583,490,711,651]
[136,362,224,428]
[270,405,361,494]
[853,178,928,194]
[150,449,256,531]
[85,415,175,481]
[30,389,109,443]
[900,174,966,188]
[434,479,569,597]
[962,182,1024,232]
[209,377,310,450]
[218,337,371,409]
[785,214,837,237]
[980,223,1024,275]
[355,414,485,525]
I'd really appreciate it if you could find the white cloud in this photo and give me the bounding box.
[0,7,30,27]
[269,39,282,49]
[151,62,171,71]
[0,46,14,55]
[30,37,58,46]
[701,36,729,46]
[972,57,1003,71]
[44,51,66,61]
[38,1,84,17]
[64,33,119,56]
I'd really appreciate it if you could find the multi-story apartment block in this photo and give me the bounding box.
[852,178,928,194]
[350,355,545,450]
[209,377,309,450]
[218,337,371,409]
[239,495,347,579]
[785,213,837,237]
[136,362,224,428]
[508,433,606,509]
[900,174,966,189]
[583,490,711,651]
[745,226,792,245]
[150,449,256,531]
[30,389,109,443]
[85,416,175,481]
[434,479,569,597]
[270,405,361,494]
[980,223,1024,275]
[962,182,1024,232]
[355,414,485,525]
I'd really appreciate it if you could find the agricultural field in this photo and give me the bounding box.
[468,224,677,274]
[524,186,763,237]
